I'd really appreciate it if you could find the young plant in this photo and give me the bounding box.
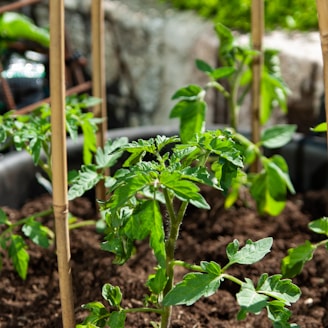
[196,23,289,130]
[74,129,300,328]
[281,217,328,278]
[0,94,101,279]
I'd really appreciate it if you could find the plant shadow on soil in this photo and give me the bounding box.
[1,187,328,328]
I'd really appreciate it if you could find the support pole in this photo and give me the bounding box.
[251,0,264,172]
[50,0,75,326]
[316,0,328,147]
[92,0,108,202]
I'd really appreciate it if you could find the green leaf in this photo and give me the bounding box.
[0,208,10,225]
[257,274,301,306]
[110,172,152,210]
[210,66,236,80]
[149,200,166,268]
[22,219,50,248]
[68,165,101,200]
[108,311,126,328]
[200,261,221,275]
[160,171,210,209]
[311,122,327,132]
[195,59,213,73]
[308,217,328,236]
[80,301,110,327]
[102,283,122,307]
[170,100,206,143]
[227,238,273,265]
[8,235,29,280]
[162,272,221,306]
[260,125,296,149]
[215,23,234,56]
[95,138,128,169]
[281,240,315,278]
[237,279,268,314]
[171,84,204,100]
[146,267,167,294]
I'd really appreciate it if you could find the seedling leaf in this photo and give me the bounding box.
[102,283,122,307]
[108,311,126,328]
[8,234,29,280]
[22,219,50,248]
[308,217,328,236]
[163,272,221,306]
[260,125,296,149]
[281,240,315,278]
[227,237,273,265]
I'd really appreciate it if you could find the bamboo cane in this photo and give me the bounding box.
[316,0,328,147]
[92,0,108,202]
[251,0,264,172]
[49,0,75,326]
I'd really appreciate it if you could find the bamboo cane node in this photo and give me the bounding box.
[53,204,69,217]
[320,32,328,54]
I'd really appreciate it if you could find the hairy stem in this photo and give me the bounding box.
[161,191,188,328]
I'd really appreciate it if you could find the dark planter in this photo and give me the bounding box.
[0,126,327,208]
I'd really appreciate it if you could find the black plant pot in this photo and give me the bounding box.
[0,126,327,209]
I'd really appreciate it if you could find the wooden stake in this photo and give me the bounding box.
[251,0,264,172]
[92,0,108,202]
[316,0,328,147]
[50,0,75,326]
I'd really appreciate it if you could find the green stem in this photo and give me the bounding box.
[173,260,204,272]
[1,208,54,239]
[161,191,188,328]
[221,273,243,286]
[69,220,97,230]
[124,307,164,315]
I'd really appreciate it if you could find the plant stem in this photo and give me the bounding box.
[161,190,188,328]
[68,219,97,230]
[1,208,54,239]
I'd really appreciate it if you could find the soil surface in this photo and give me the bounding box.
[1,188,328,328]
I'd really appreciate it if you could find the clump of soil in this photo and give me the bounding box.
[1,189,328,328]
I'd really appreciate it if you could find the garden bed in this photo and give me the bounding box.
[1,187,328,327]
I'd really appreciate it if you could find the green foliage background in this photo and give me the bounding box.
[161,0,318,32]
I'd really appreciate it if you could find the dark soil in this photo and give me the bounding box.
[1,188,328,328]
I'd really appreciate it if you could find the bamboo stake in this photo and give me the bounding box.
[92,0,108,202]
[49,0,75,327]
[251,0,264,172]
[316,0,328,147]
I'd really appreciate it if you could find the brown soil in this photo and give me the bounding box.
[1,188,328,328]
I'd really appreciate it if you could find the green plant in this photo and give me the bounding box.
[73,88,299,327]
[195,23,289,130]
[161,0,318,32]
[0,94,101,279]
[281,217,328,278]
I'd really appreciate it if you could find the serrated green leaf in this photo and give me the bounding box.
[110,172,152,210]
[281,240,315,278]
[200,261,221,275]
[108,311,126,328]
[149,200,166,268]
[163,272,221,306]
[160,171,209,209]
[237,281,268,314]
[102,283,122,307]
[227,238,273,265]
[308,217,328,236]
[260,125,296,149]
[8,235,29,279]
[257,274,301,305]
[81,301,110,327]
[22,219,50,248]
[68,165,101,200]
